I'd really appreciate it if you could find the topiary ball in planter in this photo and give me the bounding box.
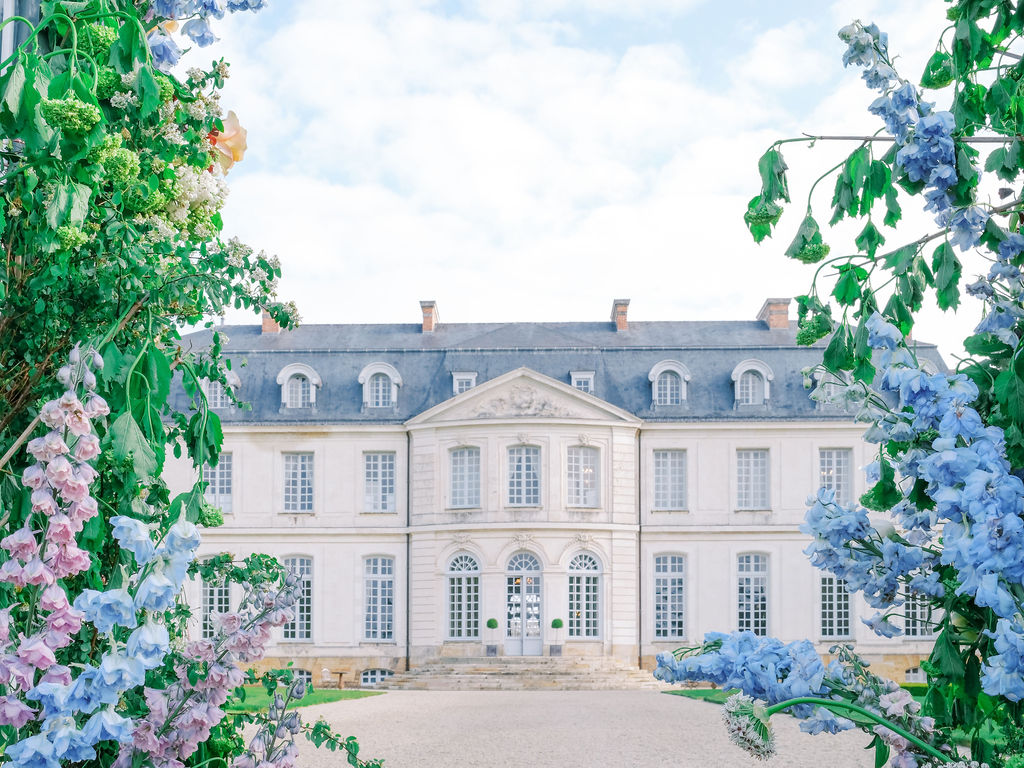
[486,618,499,629]
[551,618,564,629]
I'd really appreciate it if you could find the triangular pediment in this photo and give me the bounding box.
[407,368,639,426]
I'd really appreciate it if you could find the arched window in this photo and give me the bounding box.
[447,554,480,639]
[508,552,541,572]
[506,552,542,647]
[653,555,685,640]
[568,553,600,638]
[275,363,322,408]
[358,363,402,410]
[567,446,599,507]
[287,375,311,409]
[737,370,764,405]
[737,553,768,636]
[283,556,312,641]
[648,360,691,406]
[731,359,773,406]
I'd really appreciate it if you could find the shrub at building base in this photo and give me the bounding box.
[0,2,379,768]
[656,6,1024,768]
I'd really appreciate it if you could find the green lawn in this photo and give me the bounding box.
[225,686,383,713]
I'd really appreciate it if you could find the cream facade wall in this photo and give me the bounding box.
[166,369,935,685]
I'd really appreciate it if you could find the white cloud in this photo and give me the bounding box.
[201,0,975,359]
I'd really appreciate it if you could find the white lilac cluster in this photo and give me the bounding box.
[165,163,229,233]
[839,21,988,251]
[115,572,301,768]
[721,694,776,761]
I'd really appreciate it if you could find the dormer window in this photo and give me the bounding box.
[648,360,691,407]
[358,362,403,410]
[276,363,322,410]
[570,371,595,394]
[731,359,773,407]
[452,372,477,395]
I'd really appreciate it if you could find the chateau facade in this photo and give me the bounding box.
[168,299,943,687]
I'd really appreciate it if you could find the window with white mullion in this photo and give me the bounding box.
[447,554,480,639]
[568,554,600,638]
[203,452,233,514]
[206,380,232,409]
[201,576,230,639]
[364,453,396,513]
[737,370,764,405]
[507,446,541,506]
[820,575,852,639]
[369,373,392,408]
[364,557,395,640]
[286,375,311,409]
[736,449,769,510]
[903,586,938,638]
[283,557,312,641]
[737,554,768,636]
[450,447,481,508]
[283,453,314,513]
[567,446,599,507]
[654,555,686,640]
[655,371,682,406]
[819,448,853,506]
[653,450,686,510]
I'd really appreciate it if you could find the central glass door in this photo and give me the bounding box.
[505,553,542,656]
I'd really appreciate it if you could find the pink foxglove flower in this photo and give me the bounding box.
[46,606,84,635]
[48,542,92,578]
[30,488,58,515]
[39,400,67,428]
[58,390,83,412]
[74,433,101,461]
[45,455,74,486]
[83,394,110,418]
[20,463,47,489]
[0,607,12,646]
[43,431,70,457]
[1,524,39,560]
[67,410,92,437]
[21,557,56,587]
[45,513,77,545]
[70,495,98,523]
[39,664,72,686]
[0,560,26,587]
[0,696,36,728]
[39,584,70,612]
[16,634,57,669]
[58,474,90,503]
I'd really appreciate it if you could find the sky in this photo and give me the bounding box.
[195,0,979,361]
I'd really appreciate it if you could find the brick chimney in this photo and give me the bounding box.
[611,299,630,331]
[420,300,439,333]
[756,298,791,330]
[261,309,281,334]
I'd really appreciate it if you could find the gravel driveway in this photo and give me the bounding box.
[295,690,873,767]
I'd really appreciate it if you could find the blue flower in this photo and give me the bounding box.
[135,569,179,612]
[25,683,70,718]
[4,733,59,768]
[799,707,855,734]
[65,665,117,714]
[181,17,218,46]
[982,619,1024,700]
[73,589,137,633]
[862,612,902,638]
[42,715,95,762]
[228,0,266,8]
[126,620,170,670]
[110,516,155,565]
[81,707,134,745]
[164,520,201,554]
[974,573,1017,618]
[999,232,1024,260]
[949,206,989,252]
[198,0,226,18]
[97,652,146,693]
[146,31,181,74]
[891,82,918,111]
[865,312,902,350]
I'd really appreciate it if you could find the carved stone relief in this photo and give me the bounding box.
[471,384,577,419]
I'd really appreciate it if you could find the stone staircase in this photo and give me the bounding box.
[380,656,668,691]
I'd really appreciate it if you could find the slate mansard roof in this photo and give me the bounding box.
[175,310,946,425]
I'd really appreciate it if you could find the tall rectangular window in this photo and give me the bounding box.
[283,453,314,513]
[654,555,686,640]
[364,453,396,513]
[737,554,768,636]
[819,448,853,505]
[364,557,395,640]
[567,446,599,507]
[507,446,541,506]
[653,450,687,510]
[820,575,852,639]
[736,449,770,509]
[903,587,936,638]
[450,447,481,508]
[203,452,233,514]
[283,557,312,641]
[201,576,230,639]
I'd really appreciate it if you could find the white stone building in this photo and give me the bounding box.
[168,299,943,687]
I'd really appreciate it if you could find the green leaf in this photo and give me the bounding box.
[984,139,1021,182]
[832,263,866,306]
[995,349,1024,424]
[860,456,901,512]
[757,148,790,204]
[1,57,27,121]
[784,214,828,263]
[830,147,869,225]
[882,244,917,274]
[108,411,159,480]
[855,220,885,258]
[920,50,954,89]
[929,630,966,681]
[823,325,854,371]
[931,242,962,310]
[743,196,782,243]
[866,734,890,768]
[964,333,1012,358]
[883,186,902,227]
[135,65,161,118]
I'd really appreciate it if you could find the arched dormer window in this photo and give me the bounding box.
[648,360,691,406]
[276,363,323,409]
[731,359,773,406]
[358,362,402,410]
